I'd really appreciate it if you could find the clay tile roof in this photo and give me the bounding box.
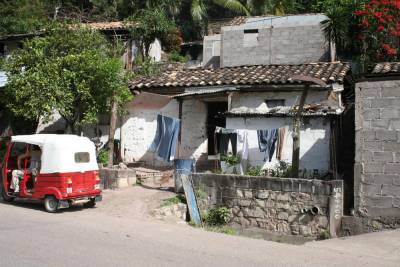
[372,62,400,74]
[130,62,351,90]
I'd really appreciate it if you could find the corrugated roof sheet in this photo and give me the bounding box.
[372,62,400,74]
[130,62,350,90]
[174,87,238,98]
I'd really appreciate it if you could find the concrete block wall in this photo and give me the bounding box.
[355,80,400,224]
[192,173,343,238]
[220,25,328,67]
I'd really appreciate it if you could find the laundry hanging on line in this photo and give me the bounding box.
[257,129,278,162]
[149,114,181,162]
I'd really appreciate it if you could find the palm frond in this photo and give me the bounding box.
[213,0,250,15]
[191,0,206,22]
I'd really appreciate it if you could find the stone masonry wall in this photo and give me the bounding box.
[354,80,400,226]
[192,173,343,238]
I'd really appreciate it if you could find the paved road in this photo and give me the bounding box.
[0,199,399,267]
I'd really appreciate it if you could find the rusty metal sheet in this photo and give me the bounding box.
[129,92,172,109]
[181,174,202,227]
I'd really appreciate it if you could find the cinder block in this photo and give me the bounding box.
[364,141,382,151]
[372,174,397,185]
[382,88,400,98]
[362,88,381,98]
[361,183,382,197]
[382,185,400,197]
[373,152,394,162]
[364,163,383,174]
[380,109,399,119]
[384,163,400,174]
[383,142,400,152]
[376,130,397,141]
[371,119,390,129]
[364,196,393,208]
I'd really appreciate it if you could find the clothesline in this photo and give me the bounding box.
[215,126,288,163]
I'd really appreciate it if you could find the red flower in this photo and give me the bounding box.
[361,19,370,27]
[353,10,367,16]
[376,25,385,31]
[382,43,398,55]
[374,12,383,18]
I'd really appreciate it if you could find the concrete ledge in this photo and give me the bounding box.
[99,168,137,189]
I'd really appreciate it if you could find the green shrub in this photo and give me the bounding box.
[168,50,189,63]
[269,161,293,178]
[160,195,186,207]
[204,207,231,226]
[97,149,108,165]
[246,166,265,176]
[319,230,331,240]
[221,154,241,166]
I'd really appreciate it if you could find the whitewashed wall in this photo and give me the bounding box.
[226,90,332,176]
[226,117,331,175]
[230,91,330,111]
[121,99,179,166]
[178,99,208,160]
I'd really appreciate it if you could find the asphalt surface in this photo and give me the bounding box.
[0,197,399,267]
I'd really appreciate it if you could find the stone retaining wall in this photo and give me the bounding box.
[192,173,343,238]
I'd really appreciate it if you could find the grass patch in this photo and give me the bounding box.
[160,195,186,207]
[205,226,237,235]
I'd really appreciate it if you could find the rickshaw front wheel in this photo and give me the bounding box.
[44,196,59,213]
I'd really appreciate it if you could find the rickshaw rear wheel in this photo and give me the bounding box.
[44,196,59,213]
[1,187,14,202]
[84,198,96,208]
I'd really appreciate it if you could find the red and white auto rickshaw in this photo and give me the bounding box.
[1,134,102,212]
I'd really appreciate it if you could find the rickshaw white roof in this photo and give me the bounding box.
[12,134,89,147]
[11,134,98,174]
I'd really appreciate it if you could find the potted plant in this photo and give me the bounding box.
[220,154,243,174]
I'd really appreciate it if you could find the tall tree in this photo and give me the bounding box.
[4,23,131,134]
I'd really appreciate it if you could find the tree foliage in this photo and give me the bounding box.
[4,23,131,134]
[126,9,176,58]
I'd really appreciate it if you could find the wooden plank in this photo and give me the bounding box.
[181,174,202,227]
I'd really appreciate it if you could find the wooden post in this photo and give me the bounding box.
[108,98,118,167]
[291,83,310,177]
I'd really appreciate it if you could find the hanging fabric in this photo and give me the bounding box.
[276,127,286,160]
[237,129,249,160]
[257,129,278,162]
[149,114,181,162]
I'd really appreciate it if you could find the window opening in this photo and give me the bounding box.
[75,152,90,163]
[265,99,285,109]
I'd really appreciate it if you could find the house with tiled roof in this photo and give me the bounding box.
[122,13,354,181]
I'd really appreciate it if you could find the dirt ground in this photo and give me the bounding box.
[94,174,186,224]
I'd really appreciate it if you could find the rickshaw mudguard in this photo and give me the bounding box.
[40,187,63,200]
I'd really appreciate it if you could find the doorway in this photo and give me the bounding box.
[207,102,228,155]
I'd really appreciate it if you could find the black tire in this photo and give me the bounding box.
[44,196,59,213]
[84,199,96,208]
[1,173,14,202]
[1,187,14,202]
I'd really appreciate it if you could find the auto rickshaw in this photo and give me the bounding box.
[1,134,102,212]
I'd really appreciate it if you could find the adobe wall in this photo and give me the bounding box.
[192,173,343,238]
[354,80,400,229]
